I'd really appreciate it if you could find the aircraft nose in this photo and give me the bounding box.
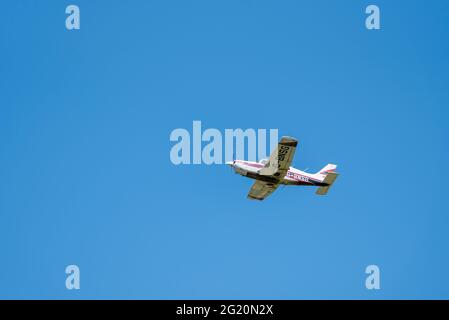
[226,161,234,166]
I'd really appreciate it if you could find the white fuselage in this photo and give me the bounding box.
[227,160,327,186]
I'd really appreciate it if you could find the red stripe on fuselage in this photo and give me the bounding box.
[238,161,320,185]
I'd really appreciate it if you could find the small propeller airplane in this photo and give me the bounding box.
[226,136,339,200]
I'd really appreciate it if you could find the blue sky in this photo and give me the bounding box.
[0,0,448,299]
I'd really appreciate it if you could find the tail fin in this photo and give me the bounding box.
[317,164,337,175]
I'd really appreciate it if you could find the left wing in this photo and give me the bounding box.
[247,180,280,201]
[259,136,298,178]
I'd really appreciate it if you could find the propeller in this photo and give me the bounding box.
[227,151,236,173]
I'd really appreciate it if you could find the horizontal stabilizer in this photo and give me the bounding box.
[316,172,339,195]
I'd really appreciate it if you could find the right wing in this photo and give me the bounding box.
[247,180,280,201]
[259,136,298,179]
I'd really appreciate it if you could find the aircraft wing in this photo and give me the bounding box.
[259,136,298,179]
[247,180,280,201]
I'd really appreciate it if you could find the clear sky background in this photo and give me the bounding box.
[1,1,448,299]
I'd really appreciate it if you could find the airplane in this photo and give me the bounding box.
[226,136,339,200]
